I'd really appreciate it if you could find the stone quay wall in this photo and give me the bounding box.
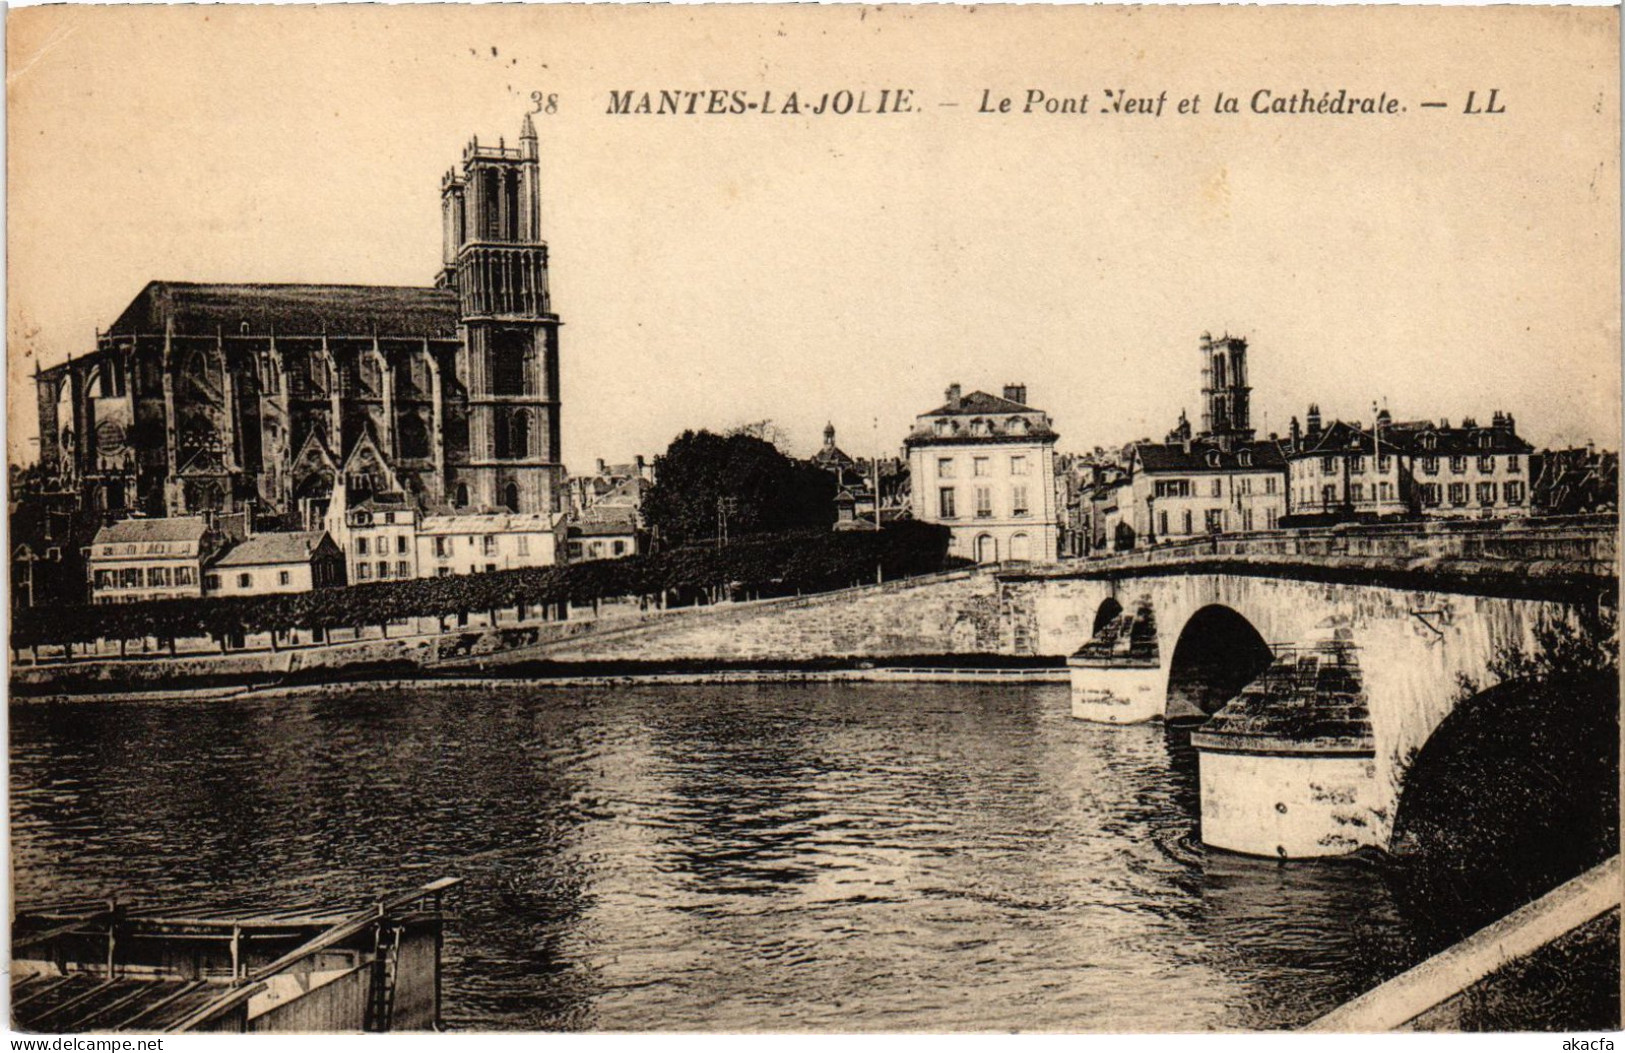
[485,569,1004,664]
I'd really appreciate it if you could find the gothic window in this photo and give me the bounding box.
[481,168,500,239]
[509,410,530,460]
[490,331,528,395]
[180,350,221,401]
[504,482,521,513]
[398,413,429,460]
[357,356,382,399]
[456,483,470,508]
[394,357,425,399]
[504,171,521,241]
[139,355,163,395]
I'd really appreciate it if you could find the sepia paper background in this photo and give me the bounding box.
[8,4,1620,479]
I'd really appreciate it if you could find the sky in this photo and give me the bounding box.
[7,5,1620,470]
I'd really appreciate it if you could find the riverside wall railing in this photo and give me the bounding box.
[1017,515,1618,581]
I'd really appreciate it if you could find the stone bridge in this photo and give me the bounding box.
[999,516,1616,860]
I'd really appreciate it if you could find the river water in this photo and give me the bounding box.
[11,682,1426,1031]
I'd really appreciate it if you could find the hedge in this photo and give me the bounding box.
[12,521,960,649]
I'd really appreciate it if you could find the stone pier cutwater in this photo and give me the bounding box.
[1190,625,1380,859]
[1067,597,1163,723]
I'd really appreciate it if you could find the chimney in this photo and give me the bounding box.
[1289,416,1302,447]
[1003,383,1027,405]
[635,454,646,471]
[945,383,962,407]
[595,458,606,474]
[1306,404,1322,437]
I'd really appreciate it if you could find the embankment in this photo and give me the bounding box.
[12,568,1034,697]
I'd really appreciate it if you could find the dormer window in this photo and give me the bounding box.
[1007,417,1028,435]
[970,418,989,437]
[1421,434,1437,450]
[1478,433,1493,449]
[933,419,950,437]
[1239,450,1253,467]
[1206,450,1221,468]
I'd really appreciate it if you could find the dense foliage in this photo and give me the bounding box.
[12,521,957,649]
[643,430,837,548]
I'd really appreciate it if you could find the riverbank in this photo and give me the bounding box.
[9,654,1069,704]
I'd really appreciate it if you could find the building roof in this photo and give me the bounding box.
[92,517,210,547]
[209,531,331,567]
[107,281,460,338]
[1291,419,1534,458]
[419,512,561,534]
[570,505,639,537]
[920,390,1038,417]
[349,493,415,514]
[597,475,650,506]
[1132,439,1286,474]
[812,444,857,468]
[907,390,1057,448]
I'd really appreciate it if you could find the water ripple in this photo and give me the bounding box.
[11,682,1419,1031]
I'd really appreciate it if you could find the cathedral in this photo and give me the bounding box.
[34,115,563,529]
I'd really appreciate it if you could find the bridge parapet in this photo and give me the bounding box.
[1003,515,1617,597]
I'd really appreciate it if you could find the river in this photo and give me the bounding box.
[10,682,1426,1031]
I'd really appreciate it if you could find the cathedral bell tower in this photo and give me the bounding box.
[438,114,562,514]
[1199,332,1253,452]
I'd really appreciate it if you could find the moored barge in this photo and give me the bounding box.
[11,877,460,1033]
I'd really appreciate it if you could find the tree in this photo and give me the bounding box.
[727,419,791,450]
[644,429,837,548]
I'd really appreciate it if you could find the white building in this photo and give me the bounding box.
[87,517,219,604]
[344,495,420,583]
[416,511,564,577]
[204,531,346,596]
[568,504,641,561]
[1397,413,1535,519]
[1125,438,1287,542]
[1284,408,1534,521]
[904,383,1060,563]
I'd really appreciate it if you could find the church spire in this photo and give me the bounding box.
[520,112,538,160]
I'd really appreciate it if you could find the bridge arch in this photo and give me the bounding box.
[1164,604,1274,722]
[1389,671,1618,946]
[1092,596,1124,636]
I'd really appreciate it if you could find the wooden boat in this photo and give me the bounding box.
[11,877,460,1033]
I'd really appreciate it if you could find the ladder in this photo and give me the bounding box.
[364,923,403,1032]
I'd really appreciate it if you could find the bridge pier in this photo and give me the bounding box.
[1068,659,1165,723]
[1191,626,1384,858]
[1068,597,1165,723]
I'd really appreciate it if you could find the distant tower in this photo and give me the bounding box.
[1199,332,1254,451]
[438,114,562,513]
